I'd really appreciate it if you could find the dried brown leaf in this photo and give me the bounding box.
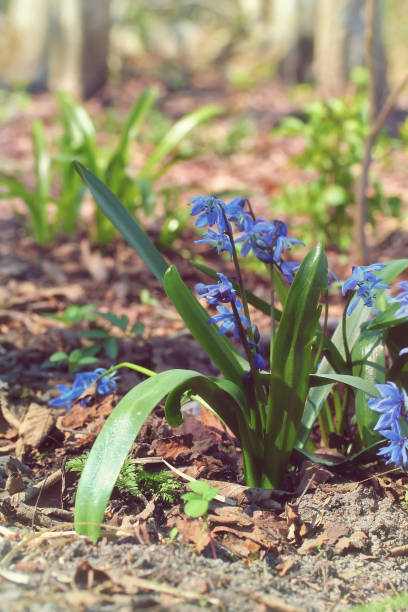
[18,403,56,448]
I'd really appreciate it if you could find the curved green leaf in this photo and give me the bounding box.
[165,374,250,437]
[293,440,382,467]
[163,266,247,385]
[74,163,169,283]
[309,372,380,397]
[75,369,202,542]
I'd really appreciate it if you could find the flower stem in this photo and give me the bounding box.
[220,207,253,341]
[230,300,262,432]
[269,263,276,372]
[342,296,353,370]
[98,362,157,381]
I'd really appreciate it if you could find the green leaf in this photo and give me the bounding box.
[78,329,110,339]
[183,499,209,518]
[309,373,380,397]
[32,120,51,202]
[103,337,119,360]
[298,258,408,448]
[57,92,97,171]
[77,356,99,367]
[74,163,169,283]
[106,88,159,181]
[265,243,328,485]
[140,105,223,178]
[187,480,219,499]
[165,373,249,438]
[49,351,68,362]
[131,322,145,335]
[163,266,247,385]
[68,349,83,363]
[352,332,385,447]
[31,120,51,243]
[293,440,382,467]
[365,303,402,331]
[75,369,203,541]
[98,312,129,331]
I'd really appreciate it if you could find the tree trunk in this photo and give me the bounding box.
[314,0,387,111]
[0,0,110,98]
[48,0,110,99]
[271,0,315,83]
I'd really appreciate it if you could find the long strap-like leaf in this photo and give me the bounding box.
[74,162,169,283]
[75,369,204,542]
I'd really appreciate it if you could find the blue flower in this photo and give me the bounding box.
[237,218,304,264]
[253,352,267,370]
[342,264,389,315]
[49,368,118,412]
[278,260,300,283]
[400,347,408,357]
[377,430,408,469]
[224,197,253,232]
[269,221,304,263]
[328,269,339,285]
[236,219,278,262]
[194,228,232,259]
[195,273,236,305]
[188,196,227,232]
[208,300,250,341]
[368,382,407,432]
[393,281,408,319]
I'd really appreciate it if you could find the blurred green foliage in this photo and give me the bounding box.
[43,303,146,373]
[0,88,222,245]
[271,71,401,250]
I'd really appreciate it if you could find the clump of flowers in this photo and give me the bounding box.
[49,368,118,411]
[368,382,408,469]
[342,263,389,315]
[189,195,304,379]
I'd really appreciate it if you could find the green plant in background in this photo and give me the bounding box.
[64,165,408,542]
[57,89,222,244]
[272,70,401,250]
[67,453,182,505]
[43,304,145,373]
[0,88,222,245]
[48,346,100,374]
[0,120,52,245]
[215,115,255,156]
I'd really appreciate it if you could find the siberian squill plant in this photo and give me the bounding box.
[63,163,408,542]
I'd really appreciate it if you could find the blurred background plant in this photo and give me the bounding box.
[271,69,402,251]
[42,303,145,373]
[0,88,222,245]
[1,0,408,259]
